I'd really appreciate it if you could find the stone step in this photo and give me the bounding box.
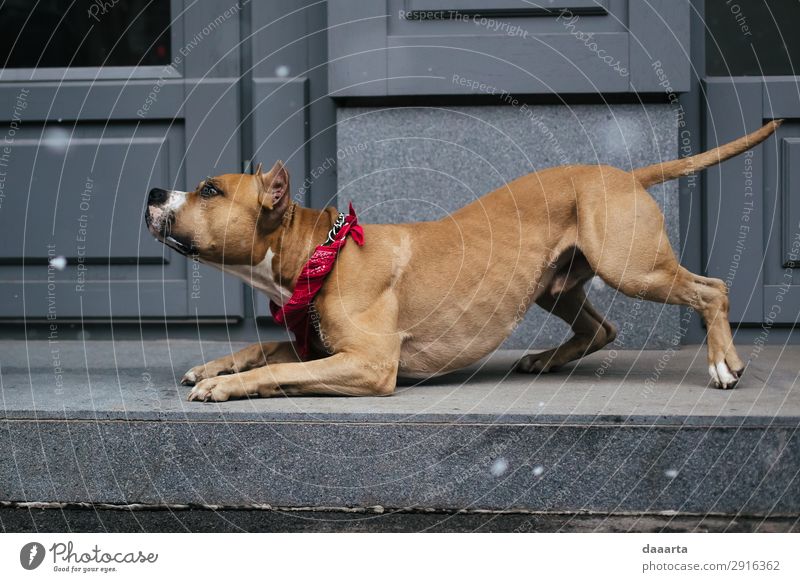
[1,341,798,525]
[3,505,797,533]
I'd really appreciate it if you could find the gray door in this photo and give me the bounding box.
[0,0,244,322]
[702,0,800,325]
[328,0,690,96]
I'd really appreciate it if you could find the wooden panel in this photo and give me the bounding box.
[248,1,336,322]
[0,281,188,319]
[781,138,800,268]
[763,120,800,324]
[0,81,185,122]
[0,80,245,321]
[628,0,691,93]
[302,2,339,211]
[327,1,389,96]
[764,78,800,119]
[328,0,691,96]
[762,286,800,326]
[250,3,310,79]
[0,0,247,323]
[405,0,608,16]
[181,0,241,78]
[703,78,764,323]
[251,78,309,189]
[252,78,309,320]
[387,33,629,94]
[250,0,337,210]
[182,79,245,319]
[0,126,174,263]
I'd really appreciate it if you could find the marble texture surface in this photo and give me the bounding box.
[335,104,682,349]
[1,340,798,516]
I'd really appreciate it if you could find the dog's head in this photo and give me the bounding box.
[144,161,291,264]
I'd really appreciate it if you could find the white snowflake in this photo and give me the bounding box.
[490,457,509,477]
[49,256,67,270]
[42,127,71,153]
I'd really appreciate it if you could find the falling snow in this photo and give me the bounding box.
[42,127,71,153]
[490,457,509,477]
[49,256,67,270]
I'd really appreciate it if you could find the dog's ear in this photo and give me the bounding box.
[258,161,290,210]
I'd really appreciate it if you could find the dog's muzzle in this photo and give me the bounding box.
[145,188,196,255]
[144,188,169,233]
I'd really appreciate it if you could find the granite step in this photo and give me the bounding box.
[1,340,798,529]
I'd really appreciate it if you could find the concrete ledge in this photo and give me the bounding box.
[1,341,798,525]
[2,505,797,533]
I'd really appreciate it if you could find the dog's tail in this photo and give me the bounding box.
[631,120,782,188]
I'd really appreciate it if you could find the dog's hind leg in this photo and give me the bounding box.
[579,179,744,389]
[598,262,743,389]
[515,286,617,373]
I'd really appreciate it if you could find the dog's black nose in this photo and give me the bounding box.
[148,188,168,205]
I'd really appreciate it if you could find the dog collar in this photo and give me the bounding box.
[269,202,364,359]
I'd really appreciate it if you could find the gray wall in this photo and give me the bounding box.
[336,104,681,349]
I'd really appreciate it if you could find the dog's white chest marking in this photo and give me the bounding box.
[211,249,292,305]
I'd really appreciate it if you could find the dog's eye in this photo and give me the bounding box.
[201,183,219,197]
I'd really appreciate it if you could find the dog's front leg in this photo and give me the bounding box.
[188,283,403,402]
[181,341,301,385]
[186,350,399,401]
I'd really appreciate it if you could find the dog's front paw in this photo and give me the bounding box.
[181,363,231,386]
[181,368,201,386]
[187,378,231,402]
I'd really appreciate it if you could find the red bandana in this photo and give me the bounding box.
[269,202,365,359]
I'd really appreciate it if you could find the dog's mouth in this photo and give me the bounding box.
[163,235,196,256]
[145,207,197,256]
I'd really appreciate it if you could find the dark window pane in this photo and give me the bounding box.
[706,0,800,76]
[0,0,170,68]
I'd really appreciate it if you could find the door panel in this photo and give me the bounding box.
[327,0,690,96]
[779,138,800,268]
[406,0,609,14]
[386,33,631,94]
[0,0,244,322]
[247,1,335,320]
[703,79,766,324]
[703,0,800,326]
[182,79,245,320]
[763,122,800,325]
[251,78,309,320]
[0,124,174,263]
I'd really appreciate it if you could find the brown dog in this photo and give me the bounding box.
[145,121,780,401]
